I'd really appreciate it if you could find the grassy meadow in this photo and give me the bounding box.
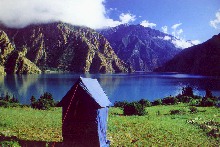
[0,104,219,146]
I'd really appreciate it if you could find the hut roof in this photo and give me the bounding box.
[59,77,111,108]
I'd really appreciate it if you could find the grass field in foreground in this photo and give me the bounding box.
[0,104,219,146]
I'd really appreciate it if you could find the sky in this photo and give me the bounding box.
[0,0,219,45]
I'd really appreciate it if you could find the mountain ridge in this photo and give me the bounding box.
[155,33,220,76]
[0,22,131,74]
[98,24,184,71]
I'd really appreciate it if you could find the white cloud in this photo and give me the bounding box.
[172,39,193,49]
[164,36,171,40]
[191,40,200,45]
[171,23,183,38]
[210,10,220,29]
[161,23,200,49]
[161,26,168,34]
[171,23,182,30]
[0,0,108,28]
[105,19,121,28]
[0,0,136,29]
[119,13,136,24]
[172,39,200,49]
[176,29,183,36]
[104,13,136,28]
[140,20,156,28]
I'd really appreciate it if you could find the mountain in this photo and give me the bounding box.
[0,30,41,74]
[98,24,182,71]
[0,22,130,73]
[155,34,220,76]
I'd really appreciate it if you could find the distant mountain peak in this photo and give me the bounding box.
[98,24,184,71]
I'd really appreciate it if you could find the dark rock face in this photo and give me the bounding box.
[98,24,181,71]
[1,22,130,73]
[156,34,220,76]
[0,30,41,74]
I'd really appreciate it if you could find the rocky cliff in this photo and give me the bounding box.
[0,30,41,74]
[1,22,130,73]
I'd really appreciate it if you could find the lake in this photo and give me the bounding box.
[0,72,220,104]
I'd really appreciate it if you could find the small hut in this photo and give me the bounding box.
[58,77,111,147]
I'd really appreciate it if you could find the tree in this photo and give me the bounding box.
[123,102,146,116]
[182,86,193,97]
[205,89,213,98]
[30,92,55,110]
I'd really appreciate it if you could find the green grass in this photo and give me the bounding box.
[0,107,62,142]
[0,104,219,146]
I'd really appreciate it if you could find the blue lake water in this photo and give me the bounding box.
[0,72,220,104]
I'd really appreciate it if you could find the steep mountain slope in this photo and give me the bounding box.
[0,30,41,74]
[1,22,130,73]
[98,24,182,71]
[156,34,220,76]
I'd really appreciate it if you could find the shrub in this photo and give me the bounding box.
[201,97,217,107]
[10,95,19,103]
[162,96,178,105]
[189,106,198,113]
[123,102,146,116]
[30,92,56,110]
[181,86,194,97]
[152,99,162,106]
[207,128,220,138]
[170,109,186,115]
[0,141,20,147]
[0,100,9,107]
[205,89,213,98]
[138,99,151,107]
[114,101,129,108]
[0,100,20,108]
[177,96,193,103]
[4,93,10,102]
[189,99,201,106]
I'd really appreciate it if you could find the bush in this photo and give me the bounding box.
[123,102,146,116]
[0,93,19,103]
[162,96,178,105]
[177,96,193,103]
[114,101,129,108]
[30,92,56,110]
[0,100,9,107]
[152,99,162,106]
[170,109,186,115]
[138,99,151,107]
[0,100,20,108]
[200,97,217,107]
[189,99,201,106]
[181,86,194,97]
[205,89,213,98]
[0,141,20,147]
[189,106,198,113]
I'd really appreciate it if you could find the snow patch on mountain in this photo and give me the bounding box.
[158,35,200,49]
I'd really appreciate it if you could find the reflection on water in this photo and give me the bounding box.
[0,72,220,104]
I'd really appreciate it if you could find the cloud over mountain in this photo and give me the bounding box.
[210,9,220,29]
[161,26,168,34]
[160,23,200,49]
[0,0,134,29]
[140,20,156,28]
